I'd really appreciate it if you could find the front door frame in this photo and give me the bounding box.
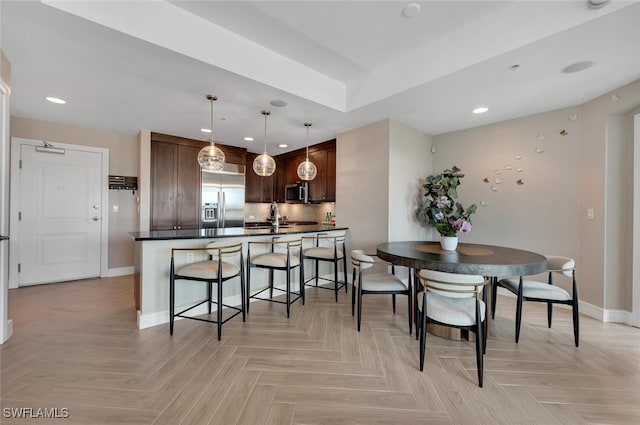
[9,137,109,288]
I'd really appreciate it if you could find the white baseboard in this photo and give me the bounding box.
[496,287,633,325]
[107,266,134,277]
[1,319,13,344]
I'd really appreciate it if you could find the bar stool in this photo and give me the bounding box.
[302,231,348,302]
[169,239,245,341]
[246,235,304,318]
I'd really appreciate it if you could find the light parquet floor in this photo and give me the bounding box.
[1,275,640,424]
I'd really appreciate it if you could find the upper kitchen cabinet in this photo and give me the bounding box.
[271,139,336,203]
[150,132,246,230]
[245,152,274,203]
[307,139,336,203]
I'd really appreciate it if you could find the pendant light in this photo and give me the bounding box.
[253,110,276,177]
[297,122,317,181]
[198,95,226,172]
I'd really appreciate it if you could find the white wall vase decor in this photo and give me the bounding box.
[440,236,458,251]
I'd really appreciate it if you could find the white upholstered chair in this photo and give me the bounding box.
[169,239,245,340]
[417,269,487,387]
[246,235,304,318]
[350,250,412,333]
[302,231,348,302]
[493,255,579,347]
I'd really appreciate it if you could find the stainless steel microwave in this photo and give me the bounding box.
[285,182,309,203]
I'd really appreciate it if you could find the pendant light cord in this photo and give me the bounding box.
[262,110,270,154]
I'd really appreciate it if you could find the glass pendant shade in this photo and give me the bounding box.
[297,159,317,181]
[198,144,226,172]
[253,109,276,177]
[198,94,225,172]
[253,153,276,177]
[297,122,316,181]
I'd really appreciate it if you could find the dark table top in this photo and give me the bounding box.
[130,224,347,241]
[377,241,546,277]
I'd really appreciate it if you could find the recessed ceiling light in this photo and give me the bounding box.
[278,144,288,148]
[588,0,610,9]
[473,107,489,114]
[46,96,66,104]
[201,128,212,133]
[270,99,287,107]
[244,137,254,142]
[562,61,594,74]
[402,3,421,18]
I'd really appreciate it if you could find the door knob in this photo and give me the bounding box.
[92,216,99,221]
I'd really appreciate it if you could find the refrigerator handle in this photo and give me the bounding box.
[221,192,226,228]
[217,191,222,228]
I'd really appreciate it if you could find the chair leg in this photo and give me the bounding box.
[351,269,356,316]
[246,264,252,314]
[475,321,484,387]
[206,281,212,314]
[300,261,305,305]
[407,282,413,335]
[491,276,497,320]
[169,260,175,335]
[286,268,291,318]
[419,293,427,371]
[392,294,396,314]
[357,286,363,332]
[334,260,339,302]
[240,264,246,322]
[573,298,580,347]
[515,280,524,343]
[216,281,222,341]
[315,260,319,286]
[343,253,348,293]
[547,302,553,328]
[269,269,274,299]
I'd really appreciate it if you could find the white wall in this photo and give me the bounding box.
[433,79,640,315]
[336,120,390,255]
[336,119,433,262]
[388,120,433,242]
[433,106,582,256]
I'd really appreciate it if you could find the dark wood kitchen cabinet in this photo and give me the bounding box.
[245,152,274,203]
[269,139,336,203]
[150,132,247,230]
[151,141,201,230]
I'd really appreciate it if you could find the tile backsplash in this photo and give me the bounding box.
[245,202,335,224]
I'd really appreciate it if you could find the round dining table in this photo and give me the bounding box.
[376,241,547,277]
[376,241,547,340]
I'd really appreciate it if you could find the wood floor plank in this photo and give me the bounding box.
[235,384,277,425]
[292,404,451,425]
[258,371,389,391]
[274,385,419,410]
[264,402,295,425]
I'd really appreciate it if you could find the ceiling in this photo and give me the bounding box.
[2,1,640,154]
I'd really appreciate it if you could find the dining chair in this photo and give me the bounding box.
[246,235,304,318]
[169,239,245,341]
[417,269,487,387]
[302,231,348,302]
[493,255,579,347]
[350,250,412,333]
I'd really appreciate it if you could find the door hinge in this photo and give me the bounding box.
[18,212,21,221]
[18,263,21,273]
[19,159,22,169]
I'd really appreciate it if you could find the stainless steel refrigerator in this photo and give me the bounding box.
[201,164,245,228]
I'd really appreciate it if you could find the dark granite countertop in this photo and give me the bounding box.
[130,224,346,241]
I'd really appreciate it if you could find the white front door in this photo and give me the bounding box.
[16,141,106,286]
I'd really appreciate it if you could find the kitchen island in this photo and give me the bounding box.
[130,224,348,329]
